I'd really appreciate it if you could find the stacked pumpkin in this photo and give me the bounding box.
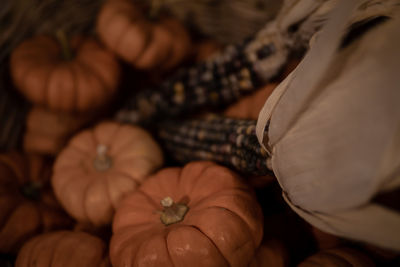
[9,0,193,157]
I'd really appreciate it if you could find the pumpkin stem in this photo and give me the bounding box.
[21,181,42,201]
[93,144,112,171]
[55,29,73,61]
[160,196,189,226]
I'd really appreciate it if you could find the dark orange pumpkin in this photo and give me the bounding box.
[298,247,375,267]
[23,106,90,155]
[10,33,120,112]
[96,0,191,70]
[52,121,164,226]
[110,161,264,267]
[15,231,110,267]
[249,239,289,267]
[0,152,73,253]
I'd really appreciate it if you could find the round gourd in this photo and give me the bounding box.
[23,106,90,155]
[0,152,73,253]
[96,0,191,70]
[110,161,264,267]
[52,121,164,226]
[10,33,120,112]
[15,231,110,267]
[298,247,375,267]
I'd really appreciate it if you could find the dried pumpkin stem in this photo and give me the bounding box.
[160,196,189,226]
[55,29,72,61]
[93,144,112,171]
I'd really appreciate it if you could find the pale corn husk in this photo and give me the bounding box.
[257,0,400,251]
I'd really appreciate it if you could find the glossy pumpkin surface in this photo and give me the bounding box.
[10,34,120,112]
[52,121,164,226]
[110,161,263,267]
[0,153,72,253]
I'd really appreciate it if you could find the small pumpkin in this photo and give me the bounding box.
[97,0,191,70]
[249,239,289,267]
[23,106,90,155]
[310,226,343,251]
[15,231,110,267]
[110,161,263,267]
[223,83,277,120]
[0,152,73,253]
[10,32,120,112]
[298,247,375,267]
[52,121,164,226]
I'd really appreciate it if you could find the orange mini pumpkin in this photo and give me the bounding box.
[0,152,72,253]
[249,239,289,267]
[52,121,164,226]
[10,32,120,112]
[110,161,264,267]
[298,247,375,267]
[23,106,90,155]
[15,231,110,267]
[97,0,191,70]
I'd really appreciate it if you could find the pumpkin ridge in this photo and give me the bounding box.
[67,141,95,159]
[76,58,111,97]
[47,231,70,266]
[136,189,161,210]
[111,169,143,186]
[67,62,78,111]
[164,227,183,267]
[137,230,175,266]
[193,206,256,266]
[104,172,119,209]
[189,189,262,242]
[179,162,214,196]
[83,177,110,225]
[93,123,122,149]
[44,66,57,109]
[182,224,230,265]
[0,197,22,230]
[113,15,139,56]
[114,226,161,266]
[21,231,53,266]
[78,42,119,93]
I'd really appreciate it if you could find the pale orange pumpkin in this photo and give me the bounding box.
[10,33,120,112]
[110,161,264,267]
[96,0,191,70]
[23,106,91,155]
[0,152,73,253]
[52,121,164,226]
[15,231,110,267]
[298,247,375,267]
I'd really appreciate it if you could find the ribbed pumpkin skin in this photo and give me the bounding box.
[0,153,72,253]
[10,35,120,112]
[52,121,164,226]
[110,161,264,267]
[15,231,110,267]
[298,247,375,267]
[96,0,191,70]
